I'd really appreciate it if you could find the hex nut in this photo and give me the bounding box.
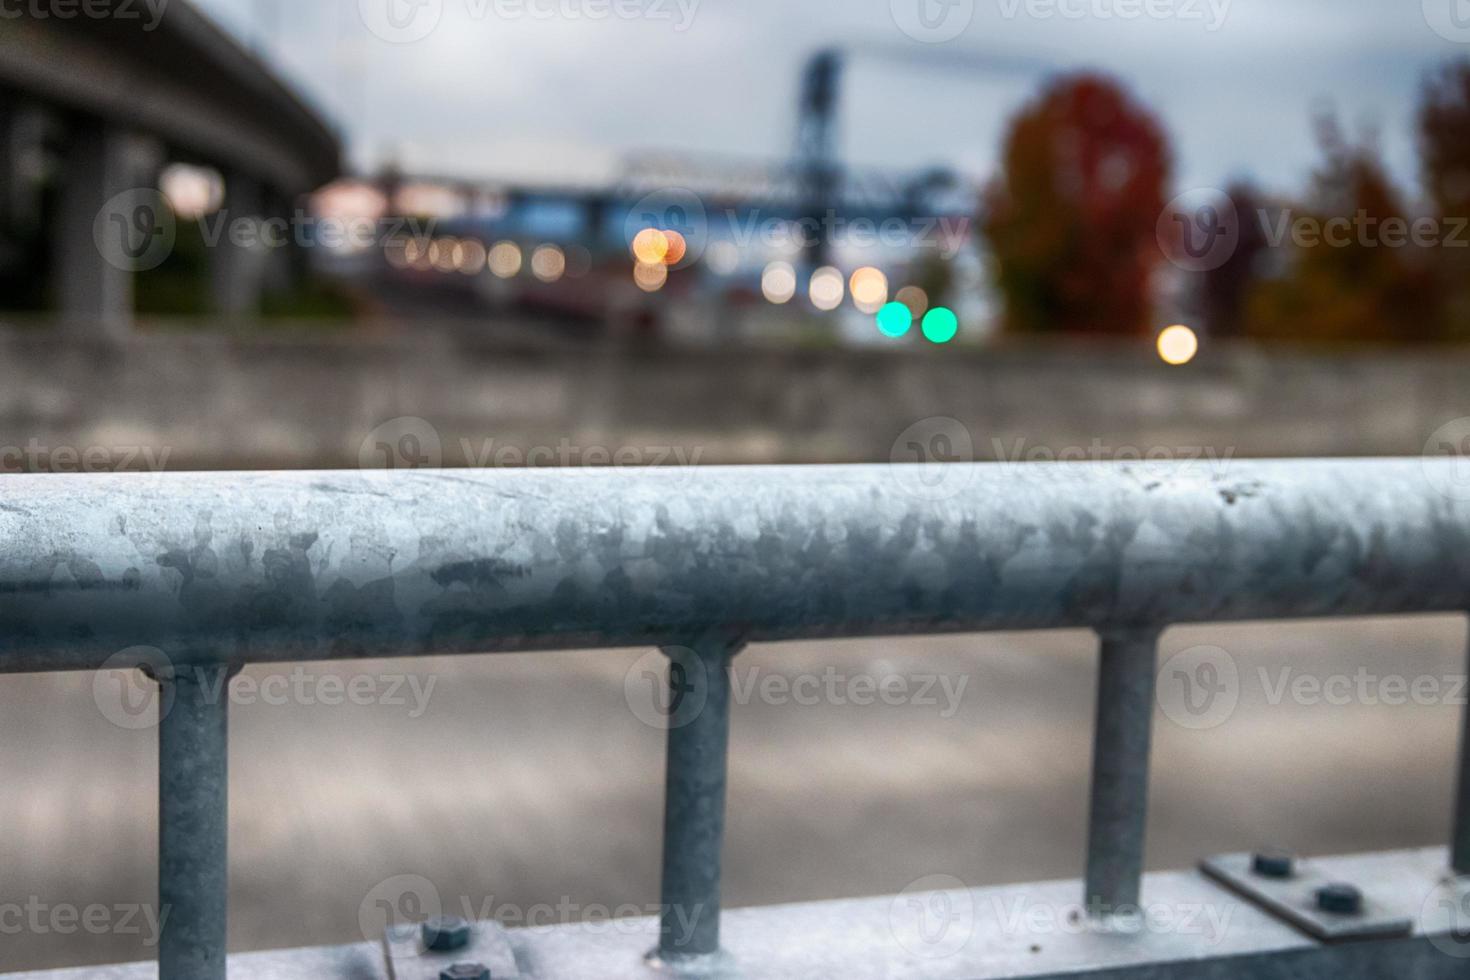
[440,965,490,980]
[422,915,472,952]
[1315,883,1363,916]
[1251,849,1295,879]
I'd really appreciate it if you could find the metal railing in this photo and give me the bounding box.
[3,458,1470,978]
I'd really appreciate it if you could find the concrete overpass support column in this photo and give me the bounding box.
[0,102,22,230]
[210,171,269,318]
[262,190,303,298]
[54,124,141,333]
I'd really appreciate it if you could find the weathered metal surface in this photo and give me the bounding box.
[156,667,233,980]
[657,635,745,959]
[1201,852,1414,943]
[6,460,1470,978]
[2,460,1469,673]
[6,942,389,979]
[1453,628,1470,876]
[1084,629,1159,915]
[11,849,1470,979]
[384,918,520,979]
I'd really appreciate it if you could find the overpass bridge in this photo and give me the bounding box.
[0,0,340,331]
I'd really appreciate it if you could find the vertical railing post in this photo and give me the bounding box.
[1085,627,1162,916]
[657,633,745,961]
[1452,617,1470,874]
[156,662,238,980]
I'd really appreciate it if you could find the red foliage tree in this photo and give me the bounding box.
[982,74,1171,335]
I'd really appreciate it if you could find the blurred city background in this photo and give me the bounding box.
[4,0,1470,972]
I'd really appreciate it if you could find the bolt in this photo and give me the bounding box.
[1315,883,1363,916]
[1251,849,1295,879]
[440,965,490,980]
[422,915,472,952]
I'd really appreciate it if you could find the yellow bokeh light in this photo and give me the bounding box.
[809,266,844,312]
[1157,324,1199,365]
[430,238,459,273]
[631,228,671,265]
[531,244,566,283]
[488,241,523,278]
[761,261,797,304]
[634,260,669,292]
[849,267,889,314]
[455,239,486,274]
[385,240,412,270]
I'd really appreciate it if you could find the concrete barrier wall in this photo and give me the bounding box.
[0,329,1465,472]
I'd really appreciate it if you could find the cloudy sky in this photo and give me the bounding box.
[196,0,1470,200]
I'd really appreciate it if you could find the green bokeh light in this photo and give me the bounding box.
[876,302,912,338]
[922,307,959,344]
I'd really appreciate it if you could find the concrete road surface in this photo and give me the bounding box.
[0,616,1464,972]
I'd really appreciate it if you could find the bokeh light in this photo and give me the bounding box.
[876,302,913,338]
[761,261,797,304]
[429,238,458,273]
[454,239,486,274]
[384,239,412,270]
[631,228,671,266]
[661,230,688,266]
[922,307,959,344]
[706,241,740,276]
[809,266,845,311]
[895,285,929,318]
[634,261,668,292]
[159,163,225,219]
[849,267,889,314]
[531,244,567,283]
[405,238,432,271]
[488,241,523,278]
[1157,324,1199,365]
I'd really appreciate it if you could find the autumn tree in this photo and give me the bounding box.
[982,74,1171,335]
[1248,113,1442,344]
[1420,60,1470,338]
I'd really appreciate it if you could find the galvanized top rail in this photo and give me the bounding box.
[5,458,1470,979]
[0,459,1465,672]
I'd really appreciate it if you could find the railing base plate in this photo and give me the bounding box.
[9,848,1469,980]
